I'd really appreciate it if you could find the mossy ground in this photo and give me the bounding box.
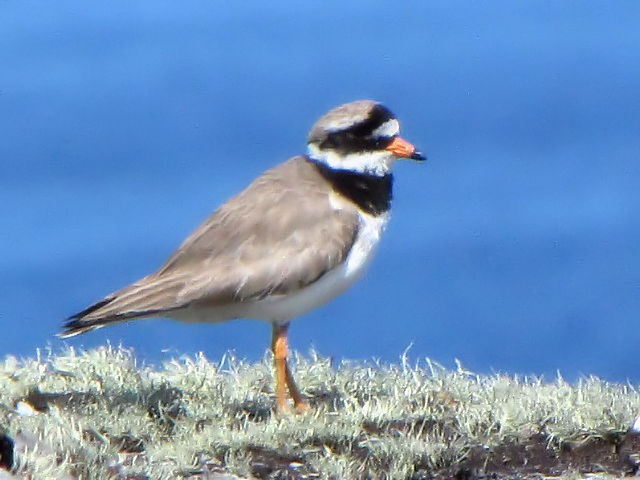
[1,345,639,479]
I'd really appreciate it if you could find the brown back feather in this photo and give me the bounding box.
[61,156,360,335]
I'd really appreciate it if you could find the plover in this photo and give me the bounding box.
[61,100,425,413]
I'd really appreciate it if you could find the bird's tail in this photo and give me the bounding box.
[59,275,186,338]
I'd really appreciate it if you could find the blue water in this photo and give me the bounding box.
[2,1,640,382]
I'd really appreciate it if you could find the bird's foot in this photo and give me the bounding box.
[294,399,310,414]
[274,397,309,416]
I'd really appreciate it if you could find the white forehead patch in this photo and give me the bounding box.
[370,119,400,138]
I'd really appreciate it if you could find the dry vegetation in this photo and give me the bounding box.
[1,345,639,479]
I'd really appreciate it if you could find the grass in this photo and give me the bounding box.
[1,345,639,479]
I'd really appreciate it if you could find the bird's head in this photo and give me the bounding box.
[307,100,425,176]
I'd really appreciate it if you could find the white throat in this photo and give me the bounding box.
[307,144,396,176]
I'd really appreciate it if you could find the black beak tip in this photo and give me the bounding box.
[411,150,426,161]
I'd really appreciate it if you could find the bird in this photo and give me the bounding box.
[60,100,425,413]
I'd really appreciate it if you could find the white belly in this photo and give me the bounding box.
[172,211,389,323]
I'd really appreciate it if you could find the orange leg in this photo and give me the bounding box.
[271,323,308,414]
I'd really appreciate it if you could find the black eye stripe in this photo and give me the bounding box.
[319,132,394,154]
[318,104,397,154]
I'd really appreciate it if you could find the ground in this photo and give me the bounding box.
[1,346,639,479]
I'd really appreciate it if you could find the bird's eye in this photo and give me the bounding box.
[374,137,393,149]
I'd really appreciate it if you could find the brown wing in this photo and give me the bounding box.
[61,157,359,336]
[157,156,360,302]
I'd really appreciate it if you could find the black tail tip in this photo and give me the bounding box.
[59,296,117,338]
[58,318,88,338]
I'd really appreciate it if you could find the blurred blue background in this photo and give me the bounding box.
[1,1,639,382]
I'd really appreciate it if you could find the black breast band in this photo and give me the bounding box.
[309,158,393,216]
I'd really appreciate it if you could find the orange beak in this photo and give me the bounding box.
[385,136,426,161]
